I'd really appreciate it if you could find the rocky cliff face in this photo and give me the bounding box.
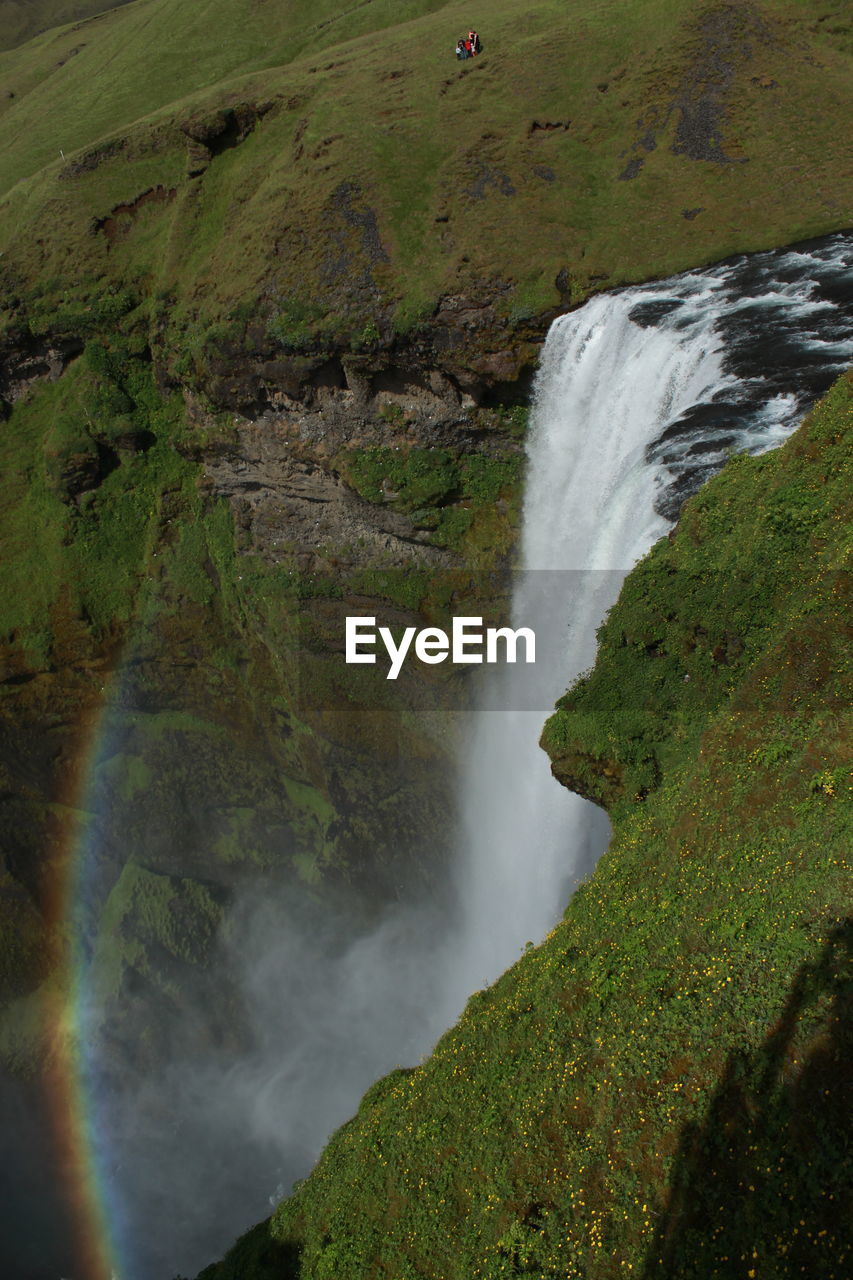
[195,325,532,573]
[0,294,538,1087]
[0,287,541,1278]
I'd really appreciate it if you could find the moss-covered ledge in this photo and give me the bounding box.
[542,371,852,817]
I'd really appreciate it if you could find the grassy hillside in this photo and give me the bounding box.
[0,0,851,354]
[199,376,851,1279]
[0,0,134,53]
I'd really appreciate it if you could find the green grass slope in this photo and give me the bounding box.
[0,0,851,350]
[0,0,134,53]
[198,376,851,1279]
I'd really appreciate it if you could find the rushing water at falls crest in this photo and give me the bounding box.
[436,233,853,1021]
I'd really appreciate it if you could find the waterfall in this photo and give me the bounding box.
[87,235,853,1280]
[435,232,853,1020]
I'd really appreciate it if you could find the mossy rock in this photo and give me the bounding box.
[0,870,49,1003]
[92,862,227,1006]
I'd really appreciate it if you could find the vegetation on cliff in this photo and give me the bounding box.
[199,376,851,1278]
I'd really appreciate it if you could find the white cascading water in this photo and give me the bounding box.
[435,234,853,1018]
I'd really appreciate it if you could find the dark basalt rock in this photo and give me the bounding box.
[180,101,274,175]
[46,438,120,501]
[0,333,84,405]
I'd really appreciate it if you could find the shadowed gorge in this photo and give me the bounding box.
[0,0,850,1277]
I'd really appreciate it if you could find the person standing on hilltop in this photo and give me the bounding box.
[468,29,481,55]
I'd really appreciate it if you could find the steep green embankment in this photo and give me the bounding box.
[201,377,851,1278]
[1,0,851,359]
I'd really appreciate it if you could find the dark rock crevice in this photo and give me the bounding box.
[181,100,277,177]
[91,184,177,244]
[0,332,83,413]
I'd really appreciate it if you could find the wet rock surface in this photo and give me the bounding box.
[204,420,451,570]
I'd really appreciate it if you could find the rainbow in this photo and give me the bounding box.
[46,1007,122,1280]
[43,678,126,1280]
